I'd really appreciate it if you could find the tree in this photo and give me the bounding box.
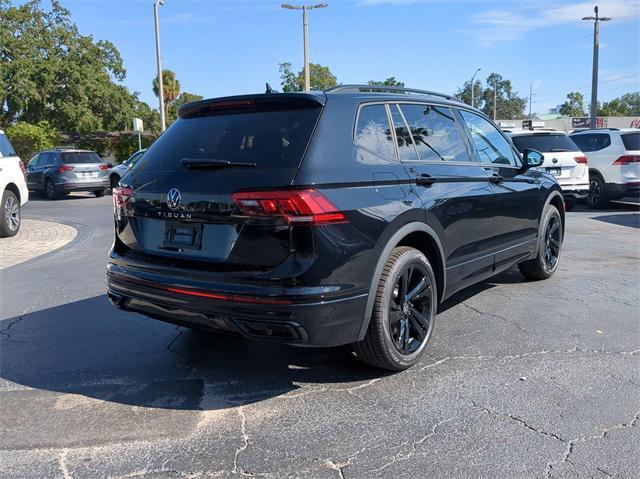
[0,0,151,132]
[481,73,526,119]
[559,92,585,117]
[619,92,640,115]
[279,62,337,92]
[597,92,640,116]
[152,69,181,121]
[6,121,58,162]
[168,91,204,121]
[368,77,404,87]
[455,80,484,109]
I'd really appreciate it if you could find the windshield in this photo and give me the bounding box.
[0,134,17,157]
[61,152,103,164]
[124,151,145,166]
[621,133,640,151]
[135,105,321,172]
[511,134,579,153]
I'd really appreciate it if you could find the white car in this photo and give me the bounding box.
[508,129,589,207]
[569,128,640,208]
[0,130,29,237]
[109,149,146,189]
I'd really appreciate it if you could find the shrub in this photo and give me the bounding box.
[5,121,59,163]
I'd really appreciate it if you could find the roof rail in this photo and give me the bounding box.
[325,84,463,103]
[573,127,620,132]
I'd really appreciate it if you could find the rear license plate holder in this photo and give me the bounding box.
[162,223,203,250]
[546,167,561,176]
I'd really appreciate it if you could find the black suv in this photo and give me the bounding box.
[107,85,564,370]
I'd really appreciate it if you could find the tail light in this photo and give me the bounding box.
[574,156,588,164]
[232,189,347,225]
[613,155,640,165]
[58,165,74,172]
[19,161,26,178]
[99,164,109,170]
[112,186,133,210]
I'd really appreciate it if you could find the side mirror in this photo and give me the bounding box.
[522,149,544,169]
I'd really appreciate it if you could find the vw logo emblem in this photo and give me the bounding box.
[552,158,558,164]
[166,188,182,210]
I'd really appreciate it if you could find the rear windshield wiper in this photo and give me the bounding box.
[550,149,569,152]
[180,158,257,169]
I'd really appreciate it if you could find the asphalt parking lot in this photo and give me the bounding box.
[1,194,638,479]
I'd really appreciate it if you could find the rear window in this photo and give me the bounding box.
[61,152,103,164]
[511,134,578,153]
[621,133,640,151]
[136,105,322,172]
[0,134,17,157]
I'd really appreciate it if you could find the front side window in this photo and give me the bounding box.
[354,104,395,159]
[389,105,419,162]
[399,104,470,162]
[570,133,611,152]
[459,110,519,166]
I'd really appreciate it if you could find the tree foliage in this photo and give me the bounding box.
[455,80,484,109]
[152,69,181,121]
[279,62,337,92]
[168,91,204,122]
[0,0,159,132]
[5,121,58,162]
[481,73,527,120]
[368,77,404,87]
[598,92,640,116]
[559,92,585,117]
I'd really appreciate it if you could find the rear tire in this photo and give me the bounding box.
[518,204,562,280]
[1,190,20,237]
[353,247,437,371]
[587,174,608,209]
[94,189,106,198]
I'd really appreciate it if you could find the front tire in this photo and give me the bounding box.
[94,189,106,198]
[354,247,437,371]
[518,204,562,280]
[1,190,20,237]
[45,179,59,200]
[587,174,608,209]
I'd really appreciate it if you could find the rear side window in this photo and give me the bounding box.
[459,110,519,166]
[621,133,640,150]
[355,104,395,159]
[62,152,102,164]
[511,134,579,153]
[570,133,611,152]
[399,104,470,162]
[389,105,419,162]
[138,105,321,172]
[0,134,17,157]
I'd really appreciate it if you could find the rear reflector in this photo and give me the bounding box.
[112,186,133,210]
[58,165,74,172]
[613,155,640,165]
[232,189,347,225]
[574,156,588,164]
[166,287,293,305]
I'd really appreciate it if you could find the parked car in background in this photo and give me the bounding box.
[0,131,29,237]
[26,149,110,200]
[508,129,589,209]
[108,85,565,371]
[569,128,640,208]
[109,149,146,189]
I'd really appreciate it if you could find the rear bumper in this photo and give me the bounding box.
[57,179,109,191]
[606,182,640,199]
[106,261,367,347]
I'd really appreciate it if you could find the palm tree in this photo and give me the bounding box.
[152,70,181,119]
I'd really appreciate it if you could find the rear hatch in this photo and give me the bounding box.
[620,132,640,180]
[59,151,109,181]
[114,94,325,270]
[511,133,587,182]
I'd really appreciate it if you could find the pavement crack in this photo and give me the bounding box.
[461,301,527,333]
[0,315,26,339]
[166,327,183,353]
[232,405,251,476]
[326,460,348,479]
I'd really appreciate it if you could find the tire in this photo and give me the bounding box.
[353,246,437,371]
[1,190,20,237]
[94,189,106,198]
[110,174,120,189]
[45,179,59,200]
[587,173,608,209]
[518,204,562,280]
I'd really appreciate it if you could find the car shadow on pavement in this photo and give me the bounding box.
[27,191,112,201]
[590,213,640,229]
[0,294,387,412]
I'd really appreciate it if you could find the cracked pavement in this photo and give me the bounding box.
[1,194,638,478]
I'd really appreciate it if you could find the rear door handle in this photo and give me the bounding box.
[415,175,437,186]
[489,174,503,184]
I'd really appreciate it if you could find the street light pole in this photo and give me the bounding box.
[583,6,611,129]
[470,68,481,108]
[281,3,328,91]
[154,0,166,132]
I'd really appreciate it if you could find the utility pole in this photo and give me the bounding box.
[582,6,611,129]
[154,0,166,132]
[529,84,533,119]
[493,76,497,121]
[470,68,481,108]
[281,3,328,91]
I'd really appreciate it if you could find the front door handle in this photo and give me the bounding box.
[415,174,437,186]
[489,174,503,184]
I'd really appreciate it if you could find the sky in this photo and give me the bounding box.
[58,0,640,114]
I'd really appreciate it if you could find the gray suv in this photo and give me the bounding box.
[26,149,110,200]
